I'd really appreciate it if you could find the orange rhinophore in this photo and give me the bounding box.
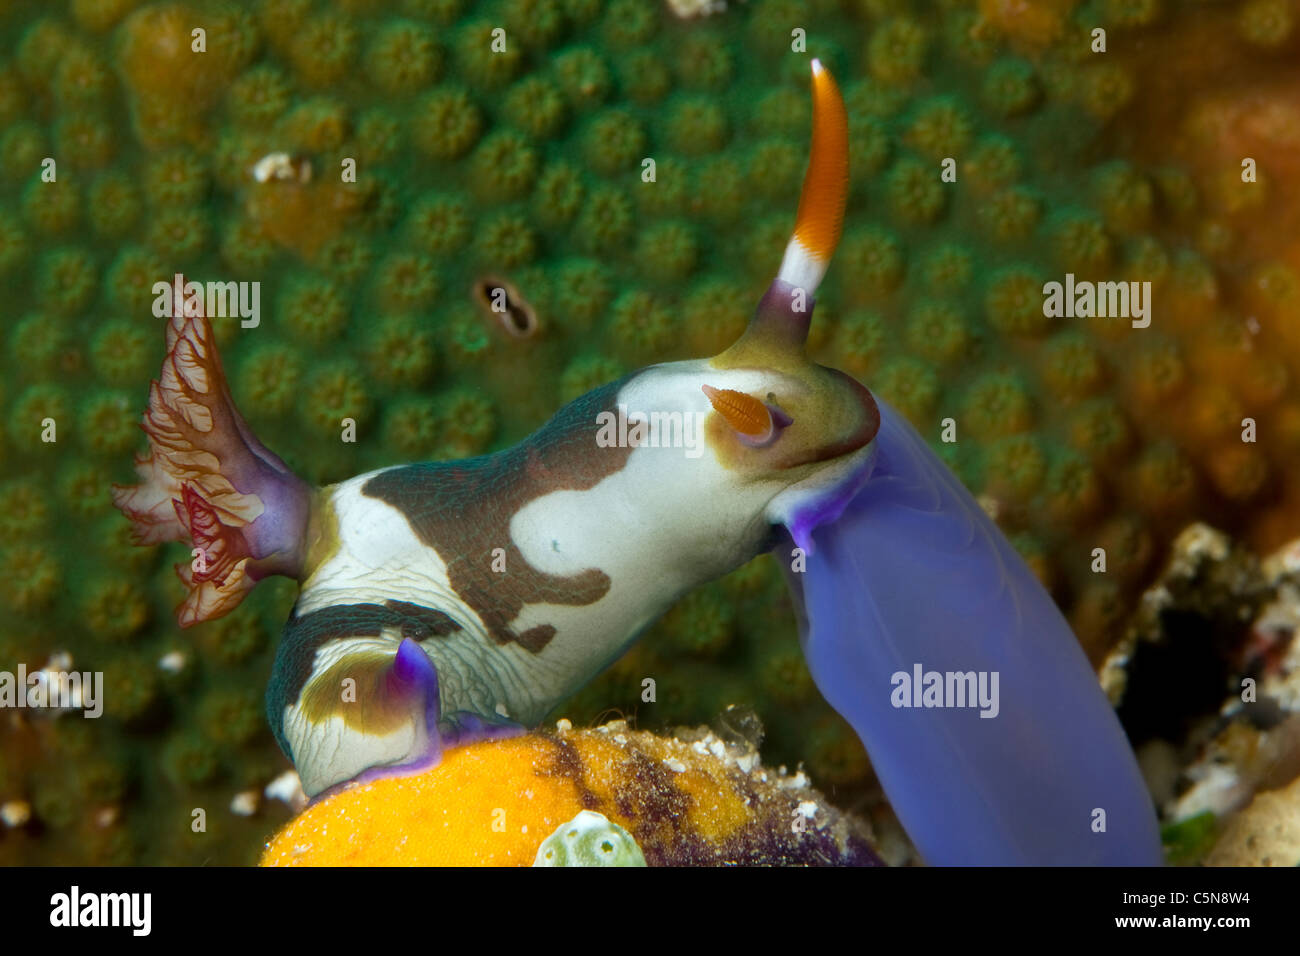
[702,384,774,439]
[791,59,849,268]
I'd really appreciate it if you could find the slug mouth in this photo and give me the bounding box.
[775,370,881,472]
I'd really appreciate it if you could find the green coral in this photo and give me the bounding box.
[747,138,803,200]
[82,576,151,642]
[885,156,946,224]
[905,96,974,159]
[575,184,632,250]
[22,179,80,235]
[867,16,929,85]
[280,274,350,344]
[636,220,697,283]
[205,610,269,668]
[560,354,625,403]
[162,730,221,789]
[583,109,646,176]
[1236,0,1294,47]
[300,361,373,437]
[227,64,292,127]
[59,463,111,519]
[534,160,586,224]
[552,258,613,331]
[602,0,656,49]
[904,299,973,365]
[366,19,442,95]
[873,356,940,425]
[965,135,1022,191]
[87,170,142,237]
[921,243,974,289]
[0,215,30,278]
[0,479,49,539]
[411,87,484,159]
[198,688,264,748]
[11,314,71,376]
[985,434,1047,498]
[0,545,61,613]
[36,247,98,316]
[146,207,209,262]
[985,265,1051,337]
[143,150,211,207]
[374,253,439,313]
[681,276,747,356]
[237,344,303,418]
[665,97,728,155]
[618,49,671,105]
[105,246,166,315]
[221,217,278,275]
[503,0,567,51]
[470,130,539,201]
[80,391,139,457]
[693,156,747,223]
[0,121,47,183]
[665,588,735,658]
[962,372,1034,439]
[503,75,568,140]
[435,388,496,457]
[364,315,437,390]
[475,212,538,268]
[383,398,441,458]
[608,288,675,360]
[1051,209,1115,275]
[554,46,612,110]
[455,19,523,88]
[839,225,905,297]
[981,58,1040,117]
[981,186,1043,242]
[289,13,357,88]
[54,113,116,170]
[674,29,733,90]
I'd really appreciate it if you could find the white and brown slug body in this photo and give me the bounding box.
[115,62,878,798]
[114,61,1164,867]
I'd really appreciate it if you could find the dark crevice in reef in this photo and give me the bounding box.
[1117,610,1251,746]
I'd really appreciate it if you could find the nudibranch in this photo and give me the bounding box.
[114,61,1162,865]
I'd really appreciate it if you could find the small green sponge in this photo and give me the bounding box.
[533,810,648,867]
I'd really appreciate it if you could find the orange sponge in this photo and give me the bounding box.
[261,722,882,867]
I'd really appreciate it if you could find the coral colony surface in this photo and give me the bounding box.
[0,0,1299,867]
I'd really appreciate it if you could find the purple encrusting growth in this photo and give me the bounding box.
[779,399,1164,865]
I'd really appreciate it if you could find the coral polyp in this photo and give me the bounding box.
[412,87,484,160]
[366,20,442,96]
